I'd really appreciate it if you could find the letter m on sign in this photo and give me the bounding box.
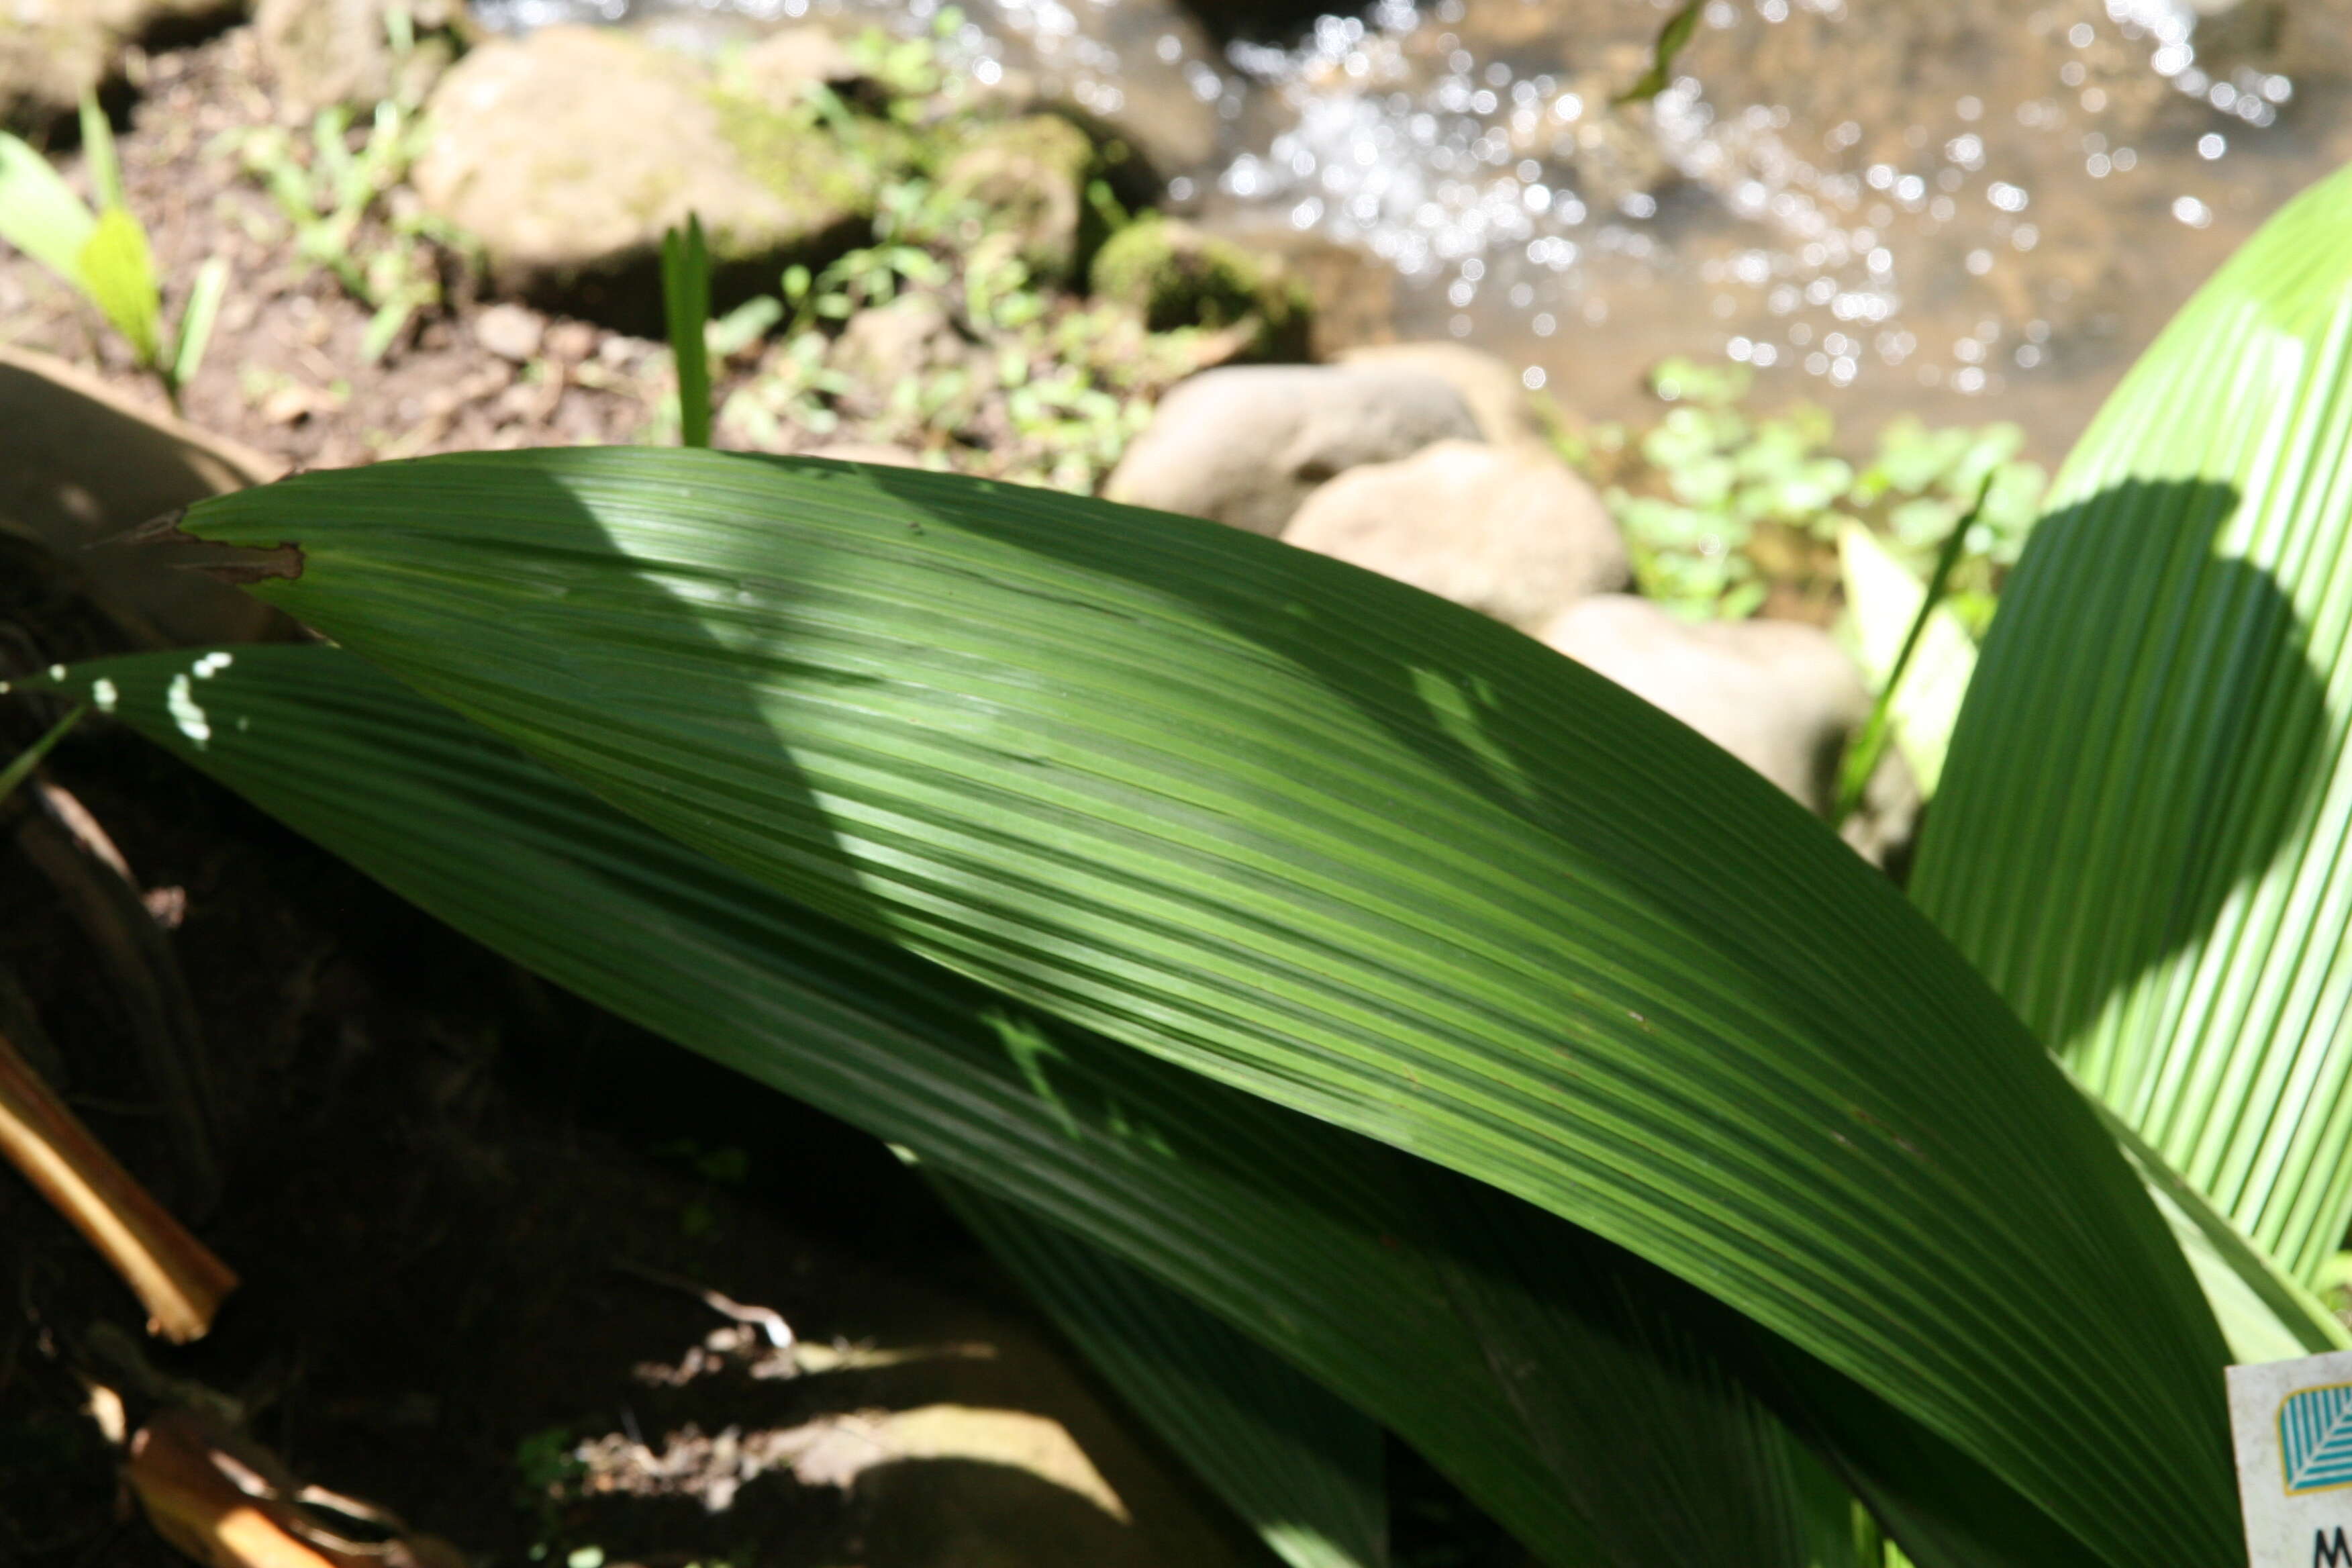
[2318,1527,2352,1567]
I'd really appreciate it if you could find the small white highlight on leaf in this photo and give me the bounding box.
[192,651,234,678]
[47,665,66,681]
[91,679,119,713]
[166,673,211,747]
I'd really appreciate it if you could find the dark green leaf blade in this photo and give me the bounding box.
[168,448,2239,1567]
[33,643,1867,1568]
[34,645,2119,1568]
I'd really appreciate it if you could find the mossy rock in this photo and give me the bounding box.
[412,28,884,325]
[932,114,1101,284]
[705,87,899,222]
[1089,215,1312,361]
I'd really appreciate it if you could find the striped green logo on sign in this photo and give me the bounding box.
[2280,1383,2352,1495]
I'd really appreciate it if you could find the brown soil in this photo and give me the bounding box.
[0,30,670,473]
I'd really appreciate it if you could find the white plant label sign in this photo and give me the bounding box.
[2230,1350,2352,1566]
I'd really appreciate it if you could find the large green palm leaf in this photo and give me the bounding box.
[143,450,2239,1566]
[1914,164,2352,1284]
[33,644,1899,1568]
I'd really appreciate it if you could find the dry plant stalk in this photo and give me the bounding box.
[129,1415,344,1568]
[128,1410,468,1568]
[0,1024,236,1340]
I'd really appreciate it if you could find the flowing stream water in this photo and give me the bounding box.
[474,0,2352,458]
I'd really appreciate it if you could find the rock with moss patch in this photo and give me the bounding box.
[933,115,1099,284]
[1089,215,1311,361]
[1,0,242,129]
[413,28,876,315]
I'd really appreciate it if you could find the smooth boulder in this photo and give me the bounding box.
[412,28,872,310]
[730,25,868,101]
[1538,594,1870,816]
[1106,364,1480,536]
[1284,441,1627,630]
[1336,342,1549,448]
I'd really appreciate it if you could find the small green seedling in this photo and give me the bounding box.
[0,99,225,403]
[224,99,455,362]
[1831,474,1988,824]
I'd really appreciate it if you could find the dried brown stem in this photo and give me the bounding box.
[0,1026,236,1341]
[128,1410,467,1568]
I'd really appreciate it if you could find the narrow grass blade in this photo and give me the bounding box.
[1838,522,1977,798]
[663,215,712,448]
[170,257,229,391]
[1834,481,1981,823]
[1614,0,1701,105]
[0,703,86,806]
[78,95,123,211]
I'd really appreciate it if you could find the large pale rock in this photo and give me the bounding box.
[0,346,287,646]
[731,24,867,100]
[1284,441,1626,630]
[0,0,239,128]
[413,28,873,308]
[1336,342,1549,448]
[806,441,922,468]
[1106,364,1479,536]
[1538,594,1870,816]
